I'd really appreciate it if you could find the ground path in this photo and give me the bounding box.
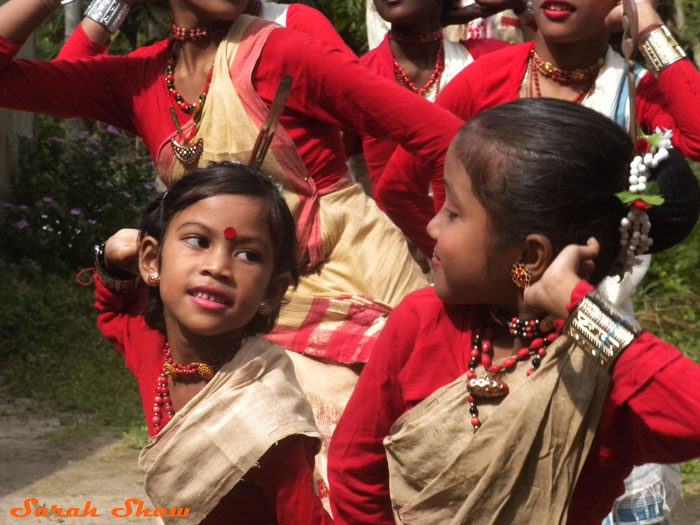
[1,395,698,524]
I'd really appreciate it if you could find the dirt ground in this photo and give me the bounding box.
[1,394,698,524]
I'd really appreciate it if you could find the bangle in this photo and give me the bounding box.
[637,22,664,45]
[94,243,140,294]
[85,0,131,34]
[564,292,642,373]
[639,25,687,76]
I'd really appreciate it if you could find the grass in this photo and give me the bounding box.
[0,259,143,438]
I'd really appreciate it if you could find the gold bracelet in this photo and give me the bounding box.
[564,292,641,373]
[639,25,687,76]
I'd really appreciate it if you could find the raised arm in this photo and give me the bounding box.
[0,0,59,44]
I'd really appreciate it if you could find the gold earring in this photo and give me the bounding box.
[511,263,532,289]
[147,271,160,287]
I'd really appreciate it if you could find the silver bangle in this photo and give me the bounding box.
[564,292,642,373]
[640,25,687,76]
[85,0,131,34]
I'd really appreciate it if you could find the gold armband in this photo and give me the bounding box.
[639,25,687,76]
[564,292,642,373]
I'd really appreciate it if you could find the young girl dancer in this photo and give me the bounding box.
[94,162,330,524]
[377,0,700,255]
[0,0,464,503]
[327,99,700,525]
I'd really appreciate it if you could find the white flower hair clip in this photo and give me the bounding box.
[616,128,669,268]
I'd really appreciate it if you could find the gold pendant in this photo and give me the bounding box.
[171,138,204,166]
[467,375,509,398]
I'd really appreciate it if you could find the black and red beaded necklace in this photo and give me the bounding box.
[466,310,559,431]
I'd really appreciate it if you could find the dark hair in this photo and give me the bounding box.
[454,98,699,284]
[140,162,299,335]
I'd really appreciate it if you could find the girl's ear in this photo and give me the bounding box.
[139,235,161,283]
[520,234,554,283]
[262,271,293,310]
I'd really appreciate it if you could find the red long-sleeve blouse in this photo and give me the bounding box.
[0,24,460,193]
[377,41,700,256]
[57,3,355,61]
[94,277,332,524]
[327,281,700,525]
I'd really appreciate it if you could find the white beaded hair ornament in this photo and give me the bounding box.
[616,128,669,268]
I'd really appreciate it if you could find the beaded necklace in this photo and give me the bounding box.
[393,39,445,97]
[388,28,443,44]
[152,340,246,433]
[466,313,559,431]
[170,20,229,42]
[165,52,214,166]
[529,56,596,105]
[530,49,605,84]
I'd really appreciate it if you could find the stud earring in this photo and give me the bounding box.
[258,300,273,316]
[511,263,532,289]
[147,271,160,287]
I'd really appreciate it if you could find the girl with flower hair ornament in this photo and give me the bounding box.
[328,98,700,525]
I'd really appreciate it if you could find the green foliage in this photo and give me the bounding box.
[280,0,368,55]
[0,259,142,430]
[0,117,158,274]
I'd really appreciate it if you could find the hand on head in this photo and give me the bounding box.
[604,0,661,34]
[523,237,600,318]
[104,228,141,276]
[443,0,526,26]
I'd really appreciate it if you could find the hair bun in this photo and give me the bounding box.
[647,148,700,253]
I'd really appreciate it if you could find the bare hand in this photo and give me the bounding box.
[523,237,600,318]
[104,228,141,275]
[605,0,662,34]
[442,0,526,26]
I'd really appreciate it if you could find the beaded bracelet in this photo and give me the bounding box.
[639,25,687,75]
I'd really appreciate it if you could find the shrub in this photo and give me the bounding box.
[0,118,158,274]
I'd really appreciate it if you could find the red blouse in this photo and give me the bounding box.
[327,281,700,525]
[57,3,355,61]
[359,36,508,188]
[94,277,331,524]
[0,25,460,193]
[377,41,700,255]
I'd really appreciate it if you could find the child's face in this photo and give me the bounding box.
[533,0,617,44]
[154,194,278,340]
[427,147,515,307]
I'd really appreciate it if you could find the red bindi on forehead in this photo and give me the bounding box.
[224,227,237,240]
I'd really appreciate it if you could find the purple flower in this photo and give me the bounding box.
[42,196,54,204]
[2,202,13,208]
[22,133,35,140]
[105,181,114,188]
[70,208,81,216]
[89,138,100,147]
[79,131,90,140]
[17,219,29,230]
[143,182,154,190]
[121,191,132,199]
[87,219,97,225]
[84,146,97,156]
[106,125,119,135]
[48,136,63,143]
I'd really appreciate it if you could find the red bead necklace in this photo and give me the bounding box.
[466,316,559,431]
[393,39,445,97]
[388,29,443,44]
[530,56,596,105]
[152,340,245,433]
[166,54,214,115]
[170,20,229,42]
